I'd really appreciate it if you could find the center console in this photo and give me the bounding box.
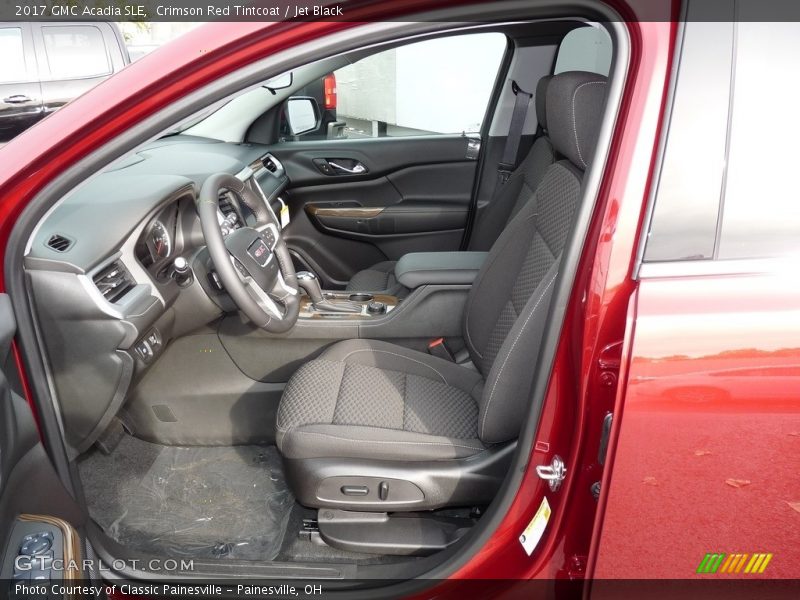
[299,291,399,319]
[295,251,487,323]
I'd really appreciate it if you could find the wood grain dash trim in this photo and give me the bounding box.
[305,206,385,219]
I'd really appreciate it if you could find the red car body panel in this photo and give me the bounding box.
[593,272,800,579]
[1,0,744,591]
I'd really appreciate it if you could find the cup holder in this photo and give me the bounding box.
[349,293,374,302]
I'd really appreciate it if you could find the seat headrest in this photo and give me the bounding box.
[546,71,608,170]
[535,75,552,131]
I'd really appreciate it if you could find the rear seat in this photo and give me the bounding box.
[345,75,557,295]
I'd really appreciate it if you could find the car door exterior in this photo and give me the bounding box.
[592,17,800,581]
[0,23,43,144]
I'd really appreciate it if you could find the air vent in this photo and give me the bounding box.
[218,190,237,217]
[46,234,73,252]
[92,260,135,304]
[263,157,278,173]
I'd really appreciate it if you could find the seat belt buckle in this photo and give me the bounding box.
[427,337,455,362]
[497,162,513,184]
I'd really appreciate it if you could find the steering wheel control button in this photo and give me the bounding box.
[20,533,52,556]
[263,228,277,249]
[340,485,369,496]
[367,301,387,315]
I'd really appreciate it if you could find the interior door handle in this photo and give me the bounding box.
[328,161,366,175]
[3,95,32,104]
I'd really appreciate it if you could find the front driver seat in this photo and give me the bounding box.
[276,72,608,511]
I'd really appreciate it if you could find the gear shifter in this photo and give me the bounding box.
[296,271,362,313]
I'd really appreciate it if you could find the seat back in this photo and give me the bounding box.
[462,71,608,444]
[468,76,556,250]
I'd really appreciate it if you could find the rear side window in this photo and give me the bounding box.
[717,22,800,259]
[645,17,800,263]
[0,27,27,83]
[284,32,506,140]
[644,22,734,262]
[42,25,110,79]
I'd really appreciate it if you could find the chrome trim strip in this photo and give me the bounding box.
[638,256,798,279]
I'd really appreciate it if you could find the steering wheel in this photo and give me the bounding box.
[196,173,300,333]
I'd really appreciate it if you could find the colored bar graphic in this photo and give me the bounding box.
[758,554,773,573]
[744,554,760,573]
[720,554,735,573]
[735,554,749,573]
[697,552,773,575]
[697,553,712,573]
[697,553,726,573]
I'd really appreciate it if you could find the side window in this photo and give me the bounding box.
[643,22,734,262]
[283,33,506,140]
[717,22,800,259]
[645,18,800,264]
[0,27,28,83]
[41,25,110,80]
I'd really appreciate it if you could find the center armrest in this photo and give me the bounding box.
[394,252,488,289]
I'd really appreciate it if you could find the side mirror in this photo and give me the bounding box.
[285,96,320,136]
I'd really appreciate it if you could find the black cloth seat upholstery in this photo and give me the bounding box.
[345,260,401,295]
[277,339,485,461]
[276,72,608,507]
[345,75,556,294]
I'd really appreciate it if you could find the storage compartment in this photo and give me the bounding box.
[348,293,374,302]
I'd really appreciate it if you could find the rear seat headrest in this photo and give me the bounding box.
[546,71,608,170]
[535,75,553,131]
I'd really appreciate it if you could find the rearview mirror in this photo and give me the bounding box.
[285,97,320,136]
[263,72,293,90]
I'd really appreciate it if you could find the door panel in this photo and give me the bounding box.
[0,295,85,587]
[273,136,477,288]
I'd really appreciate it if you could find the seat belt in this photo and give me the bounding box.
[497,80,534,185]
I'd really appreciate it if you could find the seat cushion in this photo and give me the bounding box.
[276,339,485,461]
[345,261,401,294]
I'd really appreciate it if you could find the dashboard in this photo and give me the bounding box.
[24,135,289,456]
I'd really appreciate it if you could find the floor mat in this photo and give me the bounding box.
[79,435,294,561]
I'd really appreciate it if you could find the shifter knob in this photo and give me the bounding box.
[173,256,193,287]
[296,271,324,304]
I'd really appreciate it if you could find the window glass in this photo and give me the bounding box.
[42,26,110,79]
[643,21,733,262]
[0,28,27,83]
[554,25,612,76]
[718,22,800,259]
[284,33,506,140]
